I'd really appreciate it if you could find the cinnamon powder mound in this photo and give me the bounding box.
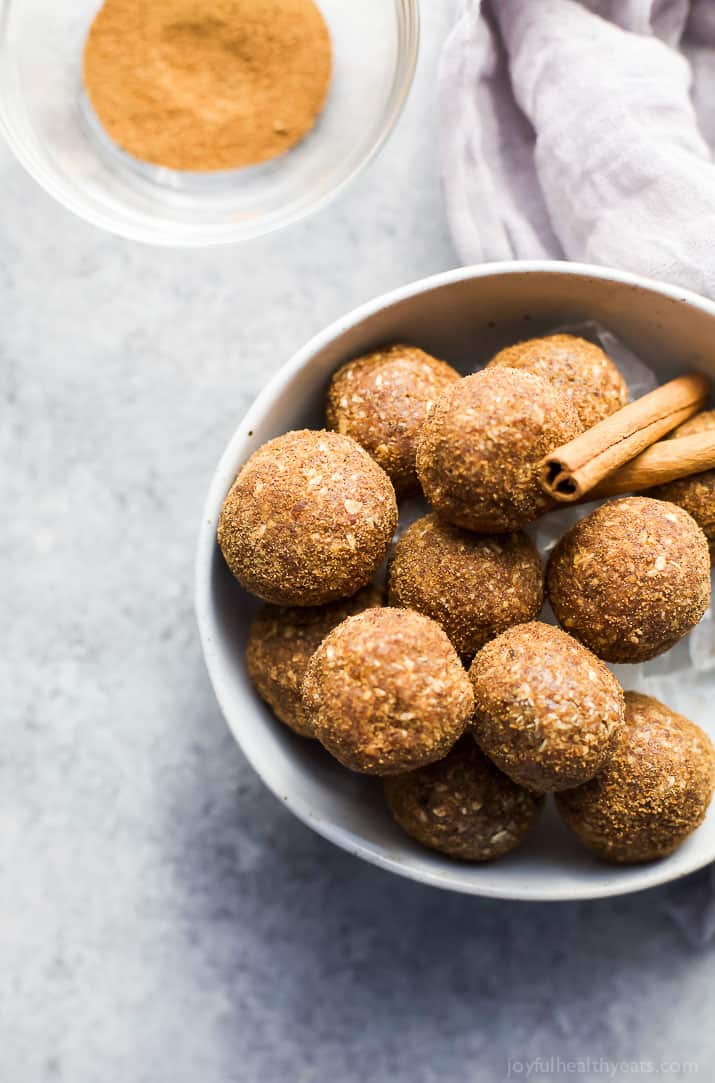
[83,0,332,172]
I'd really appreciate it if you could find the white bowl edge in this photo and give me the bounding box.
[196,260,715,901]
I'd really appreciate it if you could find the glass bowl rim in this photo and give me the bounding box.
[0,0,420,247]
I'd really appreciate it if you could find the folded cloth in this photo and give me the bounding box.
[440,0,715,295]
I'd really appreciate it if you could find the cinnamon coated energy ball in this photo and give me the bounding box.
[302,607,474,775]
[556,692,715,863]
[469,622,625,792]
[384,737,544,861]
[487,333,629,429]
[326,344,460,494]
[217,430,397,606]
[388,513,544,659]
[547,497,711,663]
[416,368,582,532]
[650,410,715,563]
[246,584,383,738]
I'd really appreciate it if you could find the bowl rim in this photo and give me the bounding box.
[196,259,715,901]
[0,0,420,247]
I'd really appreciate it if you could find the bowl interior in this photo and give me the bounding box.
[0,0,417,245]
[198,264,715,900]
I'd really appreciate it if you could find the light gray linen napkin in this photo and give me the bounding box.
[440,0,715,936]
[440,0,715,294]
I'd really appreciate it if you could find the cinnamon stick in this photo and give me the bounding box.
[586,429,715,499]
[539,372,710,503]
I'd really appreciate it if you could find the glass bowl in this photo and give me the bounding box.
[0,0,419,246]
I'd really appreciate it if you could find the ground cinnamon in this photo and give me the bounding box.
[83,0,332,172]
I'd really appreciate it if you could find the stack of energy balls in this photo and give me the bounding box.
[218,335,715,866]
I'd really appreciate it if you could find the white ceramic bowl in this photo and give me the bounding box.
[0,0,418,246]
[196,261,715,900]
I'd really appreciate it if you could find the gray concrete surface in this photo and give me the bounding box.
[2,4,714,1081]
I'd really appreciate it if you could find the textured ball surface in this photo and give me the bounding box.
[384,737,544,861]
[556,692,715,863]
[650,409,715,564]
[469,621,625,792]
[547,497,710,663]
[302,607,474,775]
[388,513,543,658]
[487,333,628,429]
[416,368,582,532]
[246,585,383,737]
[217,430,397,606]
[326,345,460,494]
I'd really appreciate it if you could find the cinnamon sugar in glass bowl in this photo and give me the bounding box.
[0,0,419,246]
[197,262,715,902]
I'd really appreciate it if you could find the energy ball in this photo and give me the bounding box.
[302,607,474,775]
[416,367,582,532]
[246,584,383,738]
[384,737,544,861]
[387,513,544,659]
[547,496,710,664]
[469,621,625,792]
[487,333,629,429]
[651,475,715,565]
[217,429,397,606]
[650,410,715,564]
[556,692,715,863]
[326,344,460,494]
